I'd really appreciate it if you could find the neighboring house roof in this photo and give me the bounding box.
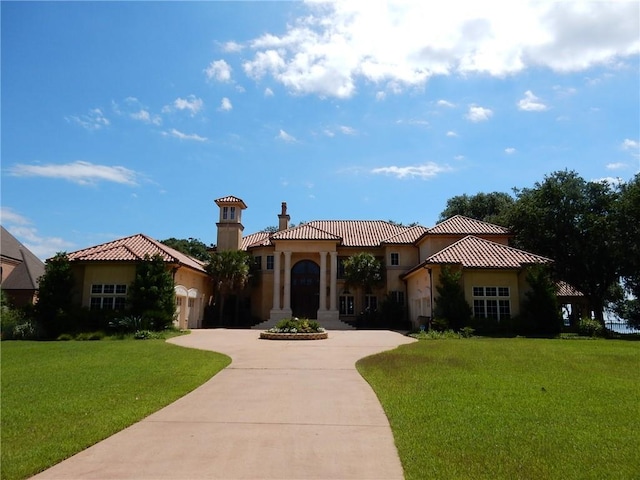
[427,215,511,236]
[215,196,248,209]
[66,234,207,273]
[1,226,45,290]
[419,235,552,270]
[556,280,584,297]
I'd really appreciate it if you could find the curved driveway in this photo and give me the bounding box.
[32,329,415,480]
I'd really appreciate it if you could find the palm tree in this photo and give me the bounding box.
[206,250,252,325]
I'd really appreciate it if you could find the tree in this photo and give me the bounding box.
[433,266,472,331]
[161,237,212,262]
[521,266,563,335]
[612,174,640,328]
[206,250,252,325]
[35,252,75,337]
[506,170,620,323]
[343,252,384,325]
[438,192,514,224]
[128,254,176,330]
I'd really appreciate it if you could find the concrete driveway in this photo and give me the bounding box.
[32,329,416,480]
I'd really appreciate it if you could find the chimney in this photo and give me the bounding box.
[278,202,290,231]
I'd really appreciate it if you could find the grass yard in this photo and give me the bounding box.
[357,338,640,480]
[1,338,230,480]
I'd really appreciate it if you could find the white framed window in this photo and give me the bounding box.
[390,252,399,266]
[473,286,510,320]
[390,290,405,305]
[90,284,127,310]
[365,295,377,311]
[266,255,274,270]
[339,295,355,315]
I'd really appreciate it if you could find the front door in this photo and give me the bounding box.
[291,260,320,319]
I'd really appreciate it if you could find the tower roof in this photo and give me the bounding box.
[215,196,247,209]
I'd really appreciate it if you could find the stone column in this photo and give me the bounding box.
[318,251,327,312]
[330,252,338,312]
[272,252,281,310]
[282,251,292,315]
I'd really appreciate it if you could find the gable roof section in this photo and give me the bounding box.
[241,231,272,249]
[271,223,342,242]
[424,235,552,269]
[302,221,419,247]
[1,226,45,290]
[66,234,207,273]
[381,225,429,245]
[428,215,511,235]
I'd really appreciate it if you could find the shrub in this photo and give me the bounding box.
[13,320,41,340]
[133,330,163,340]
[410,329,463,340]
[578,317,604,337]
[56,333,74,341]
[75,331,105,341]
[431,317,449,331]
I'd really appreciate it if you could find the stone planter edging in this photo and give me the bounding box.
[259,331,328,340]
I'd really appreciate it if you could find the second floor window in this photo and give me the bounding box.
[390,253,399,266]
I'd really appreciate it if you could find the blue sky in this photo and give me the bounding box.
[2,1,639,260]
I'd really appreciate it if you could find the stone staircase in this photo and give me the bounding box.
[251,318,355,331]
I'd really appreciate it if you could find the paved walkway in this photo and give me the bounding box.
[32,329,416,479]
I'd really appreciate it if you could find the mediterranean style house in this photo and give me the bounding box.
[1,226,45,307]
[213,196,553,329]
[61,195,572,330]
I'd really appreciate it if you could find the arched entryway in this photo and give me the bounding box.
[291,260,320,319]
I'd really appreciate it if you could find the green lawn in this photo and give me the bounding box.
[357,338,640,480]
[1,338,230,480]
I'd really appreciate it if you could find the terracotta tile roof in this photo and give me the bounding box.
[382,225,429,244]
[1,226,45,290]
[556,280,584,297]
[66,234,207,273]
[242,220,422,249]
[241,231,272,249]
[271,223,342,241]
[428,215,511,235]
[215,196,247,209]
[424,235,552,269]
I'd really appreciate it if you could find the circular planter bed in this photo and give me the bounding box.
[259,331,328,340]
[260,318,328,340]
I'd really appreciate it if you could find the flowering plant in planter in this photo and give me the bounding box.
[267,318,326,334]
[261,318,328,340]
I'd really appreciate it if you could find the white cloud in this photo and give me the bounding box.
[437,99,455,108]
[446,131,458,137]
[505,147,517,154]
[375,91,386,101]
[621,138,639,151]
[277,129,297,143]
[6,224,75,260]
[371,162,452,179]
[162,129,208,142]
[130,109,162,125]
[606,162,626,170]
[239,1,640,98]
[465,105,493,122]
[518,90,549,111]
[8,161,140,186]
[339,125,357,135]
[205,59,232,82]
[168,95,203,115]
[453,155,465,161]
[264,87,274,97]
[0,207,31,225]
[219,97,233,111]
[66,108,110,131]
[396,119,429,127]
[222,41,243,53]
